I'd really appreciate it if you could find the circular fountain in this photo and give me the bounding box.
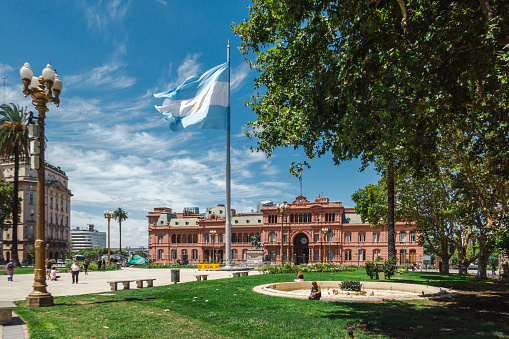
[253,281,457,301]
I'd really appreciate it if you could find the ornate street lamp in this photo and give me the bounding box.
[356,244,363,267]
[210,230,216,263]
[402,242,408,271]
[21,62,62,308]
[321,228,328,263]
[104,210,114,265]
[276,203,288,267]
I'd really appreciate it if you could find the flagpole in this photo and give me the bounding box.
[225,40,232,268]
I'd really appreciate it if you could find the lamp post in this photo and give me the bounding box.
[21,62,62,308]
[309,244,314,264]
[402,242,408,271]
[356,244,363,267]
[104,210,114,265]
[321,228,328,263]
[276,203,288,267]
[210,230,216,263]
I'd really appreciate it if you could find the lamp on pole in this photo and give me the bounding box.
[356,244,363,267]
[104,210,114,265]
[276,203,288,267]
[309,244,314,264]
[321,228,328,263]
[21,62,62,308]
[402,242,408,271]
[210,230,216,263]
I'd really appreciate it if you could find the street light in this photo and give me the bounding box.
[309,244,314,264]
[356,244,363,267]
[104,210,114,265]
[276,203,288,267]
[210,230,216,263]
[402,242,408,271]
[21,62,62,308]
[321,228,328,263]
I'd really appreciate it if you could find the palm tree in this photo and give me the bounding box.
[0,103,29,266]
[113,207,128,253]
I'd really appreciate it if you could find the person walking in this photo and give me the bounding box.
[101,258,106,272]
[97,258,102,271]
[71,260,81,284]
[83,259,89,275]
[6,261,15,281]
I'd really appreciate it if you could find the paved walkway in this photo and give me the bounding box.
[0,267,259,339]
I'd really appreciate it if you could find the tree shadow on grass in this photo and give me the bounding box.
[322,293,509,339]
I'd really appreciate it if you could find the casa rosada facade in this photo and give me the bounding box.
[148,195,423,266]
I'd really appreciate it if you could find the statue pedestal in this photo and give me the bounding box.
[246,249,264,267]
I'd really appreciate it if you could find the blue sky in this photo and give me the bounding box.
[0,0,379,248]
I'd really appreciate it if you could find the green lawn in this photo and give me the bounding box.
[14,270,509,338]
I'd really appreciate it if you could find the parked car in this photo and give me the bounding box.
[57,259,65,264]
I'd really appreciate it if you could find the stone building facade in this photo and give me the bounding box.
[148,195,423,266]
[1,161,72,262]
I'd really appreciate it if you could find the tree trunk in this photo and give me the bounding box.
[458,261,469,275]
[119,221,122,254]
[387,160,396,258]
[11,149,20,266]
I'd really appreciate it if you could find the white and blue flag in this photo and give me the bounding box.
[154,62,229,131]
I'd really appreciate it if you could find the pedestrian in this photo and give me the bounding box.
[97,258,102,271]
[101,258,106,271]
[71,260,81,284]
[83,259,89,275]
[6,261,15,281]
[492,263,496,276]
[46,258,53,279]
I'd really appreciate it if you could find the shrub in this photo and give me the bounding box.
[384,256,398,279]
[365,261,376,279]
[340,280,362,291]
[259,263,356,274]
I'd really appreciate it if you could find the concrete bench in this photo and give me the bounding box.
[194,274,208,281]
[232,271,249,277]
[107,280,134,291]
[0,301,17,325]
[135,279,156,288]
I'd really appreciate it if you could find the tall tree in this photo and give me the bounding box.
[113,207,128,252]
[0,103,29,265]
[233,1,509,266]
[0,180,16,230]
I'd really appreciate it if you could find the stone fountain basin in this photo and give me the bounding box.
[253,281,458,301]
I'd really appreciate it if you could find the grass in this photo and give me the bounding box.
[13,270,509,338]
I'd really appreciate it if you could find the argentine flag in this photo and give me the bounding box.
[153,62,229,131]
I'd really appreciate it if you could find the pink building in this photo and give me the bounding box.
[148,195,423,266]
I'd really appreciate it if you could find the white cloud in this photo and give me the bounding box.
[231,63,251,92]
[64,61,135,91]
[84,0,131,32]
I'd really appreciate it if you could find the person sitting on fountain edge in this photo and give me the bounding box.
[309,281,321,300]
[294,271,304,282]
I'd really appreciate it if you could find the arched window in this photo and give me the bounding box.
[232,233,236,243]
[192,249,198,260]
[158,250,164,259]
[219,234,223,243]
[409,231,416,242]
[308,213,312,222]
[290,214,294,223]
[303,213,308,223]
[193,234,198,243]
[332,213,335,221]
[232,249,238,260]
[270,232,276,243]
[176,235,181,243]
[299,214,303,223]
[204,234,209,243]
[327,249,334,262]
[400,231,406,242]
[270,249,276,261]
[243,249,247,260]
